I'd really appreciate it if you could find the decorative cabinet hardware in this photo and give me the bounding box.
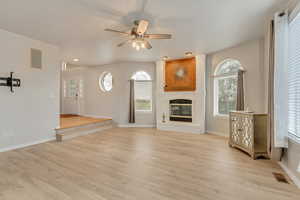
[229,111,268,160]
[0,72,21,93]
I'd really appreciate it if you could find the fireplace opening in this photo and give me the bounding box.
[169,99,192,122]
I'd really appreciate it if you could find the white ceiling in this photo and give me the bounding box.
[0,0,287,65]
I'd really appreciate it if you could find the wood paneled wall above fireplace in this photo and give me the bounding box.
[165,57,196,92]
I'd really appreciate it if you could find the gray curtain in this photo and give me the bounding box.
[129,79,135,123]
[236,70,245,111]
[268,20,282,160]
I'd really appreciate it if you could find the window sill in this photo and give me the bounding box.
[213,114,229,120]
[136,110,153,114]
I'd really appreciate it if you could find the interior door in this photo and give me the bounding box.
[62,78,82,115]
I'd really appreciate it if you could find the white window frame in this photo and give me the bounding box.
[131,71,153,113]
[288,5,300,144]
[213,59,243,118]
[135,97,153,113]
[131,71,151,81]
[214,74,237,118]
[99,72,113,92]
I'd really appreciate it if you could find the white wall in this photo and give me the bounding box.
[0,29,60,152]
[206,39,266,137]
[61,62,156,127]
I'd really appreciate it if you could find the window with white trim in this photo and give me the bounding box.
[131,71,151,81]
[99,72,113,92]
[131,71,152,112]
[214,59,242,116]
[288,12,300,141]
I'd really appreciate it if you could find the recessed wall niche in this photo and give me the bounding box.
[31,48,42,69]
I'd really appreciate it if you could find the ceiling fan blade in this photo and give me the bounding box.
[144,34,172,39]
[104,28,130,36]
[136,20,149,35]
[117,40,131,47]
[144,41,152,49]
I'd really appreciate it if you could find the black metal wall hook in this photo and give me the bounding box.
[0,72,21,93]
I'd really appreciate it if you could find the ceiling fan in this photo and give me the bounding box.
[104,20,172,50]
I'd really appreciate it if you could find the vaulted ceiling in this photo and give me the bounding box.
[0,0,286,65]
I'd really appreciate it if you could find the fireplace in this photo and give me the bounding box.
[169,99,192,122]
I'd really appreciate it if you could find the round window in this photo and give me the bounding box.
[99,72,113,92]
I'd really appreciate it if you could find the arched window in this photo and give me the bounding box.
[214,59,243,116]
[131,71,151,81]
[131,71,152,112]
[99,72,113,92]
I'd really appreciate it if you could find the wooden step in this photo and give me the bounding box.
[56,119,113,142]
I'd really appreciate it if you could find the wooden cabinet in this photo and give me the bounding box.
[229,111,268,159]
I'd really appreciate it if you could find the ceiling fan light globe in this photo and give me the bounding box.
[106,20,171,50]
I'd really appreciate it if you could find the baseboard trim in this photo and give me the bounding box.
[118,124,156,128]
[206,130,229,138]
[82,114,112,119]
[0,137,55,153]
[57,124,113,141]
[278,162,300,188]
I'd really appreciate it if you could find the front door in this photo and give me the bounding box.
[62,78,82,115]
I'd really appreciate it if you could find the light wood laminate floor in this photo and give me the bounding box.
[58,115,111,130]
[0,128,299,200]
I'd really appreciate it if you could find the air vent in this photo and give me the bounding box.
[31,48,42,69]
[272,172,289,184]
